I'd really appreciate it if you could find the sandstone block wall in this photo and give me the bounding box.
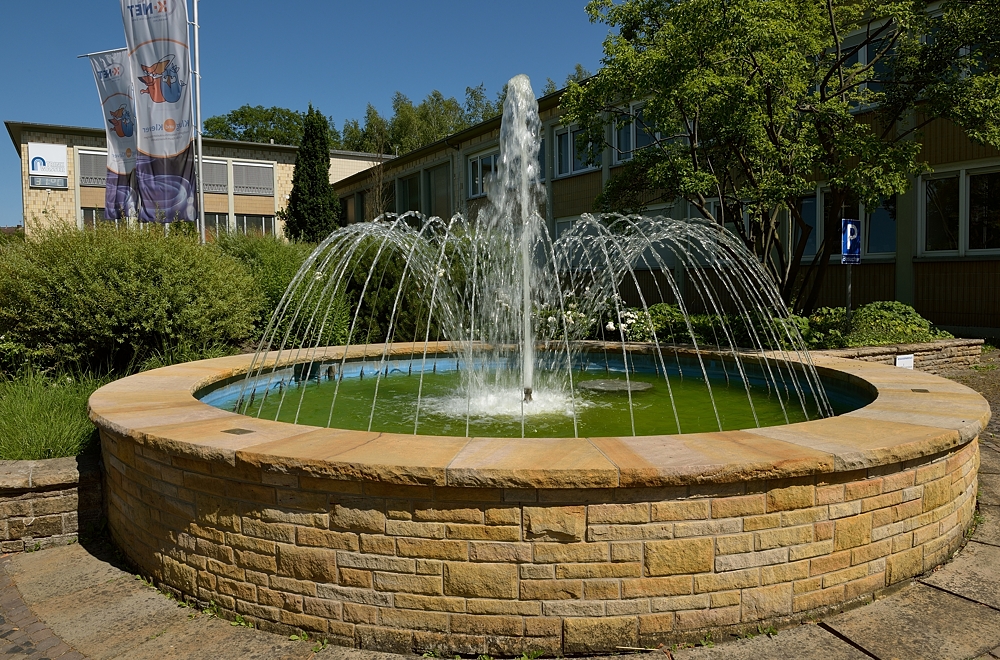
[815,339,983,374]
[100,430,978,654]
[0,454,103,552]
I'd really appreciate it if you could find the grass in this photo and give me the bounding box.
[0,371,106,460]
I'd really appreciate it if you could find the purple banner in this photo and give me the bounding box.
[121,0,197,223]
[89,49,138,220]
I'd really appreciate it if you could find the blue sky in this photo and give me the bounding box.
[0,1,609,226]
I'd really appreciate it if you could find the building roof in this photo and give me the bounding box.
[4,120,392,162]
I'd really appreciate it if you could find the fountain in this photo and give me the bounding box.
[89,75,988,654]
[226,74,837,441]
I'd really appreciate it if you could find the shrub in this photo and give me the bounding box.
[842,301,952,347]
[0,226,262,374]
[0,371,105,459]
[214,232,314,321]
[617,300,950,350]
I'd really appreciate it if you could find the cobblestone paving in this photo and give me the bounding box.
[0,559,83,659]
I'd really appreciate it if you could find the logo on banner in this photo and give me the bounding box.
[141,117,190,134]
[108,105,135,138]
[137,55,185,103]
[841,218,861,265]
[125,2,168,18]
[96,65,124,80]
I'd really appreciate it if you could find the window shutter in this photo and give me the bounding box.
[79,152,107,187]
[233,163,274,196]
[203,161,228,193]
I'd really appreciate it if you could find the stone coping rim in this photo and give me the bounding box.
[87,342,991,489]
[0,452,102,492]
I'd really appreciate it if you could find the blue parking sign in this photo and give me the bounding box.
[842,218,861,264]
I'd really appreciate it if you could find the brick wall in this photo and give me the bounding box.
[0,454,103,552]
[815,338,983,374]
[101,430,978,654]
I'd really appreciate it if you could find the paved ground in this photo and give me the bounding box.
[1,351,998,660]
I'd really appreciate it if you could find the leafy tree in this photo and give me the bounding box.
[285,105,341,241]
[464,83,504,123]
[562,0,1000,313]
[341,85,508,155]
[204,104,342,147]
[544,63,595,94]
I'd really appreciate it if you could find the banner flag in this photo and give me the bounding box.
[121,0,197,223]
[89,48,138,220]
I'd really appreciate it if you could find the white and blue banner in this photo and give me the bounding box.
[89,48,138,220]
[121,0,197,223]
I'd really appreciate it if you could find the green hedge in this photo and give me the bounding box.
[0,226,265,374]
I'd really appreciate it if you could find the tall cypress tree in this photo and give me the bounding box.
[285,104,340,242]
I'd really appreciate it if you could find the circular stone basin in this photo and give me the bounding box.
[576,379,654,393]
[88,343,990,655]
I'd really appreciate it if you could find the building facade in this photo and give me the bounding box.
[5,121,388,237]
[333,91,1000,338]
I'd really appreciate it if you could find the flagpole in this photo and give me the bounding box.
[191,0,206,244]
[76,47,126,59]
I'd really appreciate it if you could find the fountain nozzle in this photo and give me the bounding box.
[523,387,533,403]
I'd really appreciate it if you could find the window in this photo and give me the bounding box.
[81,207,105,230]
[865,40,892,95]
[921,168,1000,254]
[924,176,960,252]
[78,152,106,187]
[232,162,274,196]
[342,196,356,224]
[555,127,601,177]
[615,114,632,162]
[427,163,450,219]
[538,138,546,181]
[557,132,570,176]
[203,212,229,236]
[866,195,896,254]
[399,174,420,211]
[469,152,497,199]
[635,109,657,150]
[969,171,1000,250]
[793,195,819,256]
[235,214,275,235]
[202,160,228,194]
[614,106,659,163]
[357,191,367,221]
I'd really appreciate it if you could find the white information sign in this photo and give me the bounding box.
[27,143,68,177]
[895,354,915,370]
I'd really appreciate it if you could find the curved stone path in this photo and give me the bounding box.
[1,436,996,660]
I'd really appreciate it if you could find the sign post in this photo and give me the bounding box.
[841,218,861,322]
